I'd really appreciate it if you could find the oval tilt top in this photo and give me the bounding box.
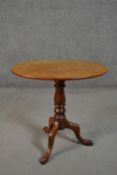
[11,59,108,80]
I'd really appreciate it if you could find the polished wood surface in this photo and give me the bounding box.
[11,59,108,80]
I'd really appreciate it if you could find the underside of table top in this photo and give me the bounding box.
[11,59,108,80]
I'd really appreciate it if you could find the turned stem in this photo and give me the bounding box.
[54,80,66,118]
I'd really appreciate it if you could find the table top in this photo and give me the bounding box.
[11,59,108,80]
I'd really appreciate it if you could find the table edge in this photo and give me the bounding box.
[11,68,108,81]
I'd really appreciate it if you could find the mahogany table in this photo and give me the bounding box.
[11,59,108,164]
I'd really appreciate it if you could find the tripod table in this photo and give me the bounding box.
[11,59,108,164]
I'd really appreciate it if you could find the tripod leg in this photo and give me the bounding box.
[43,117,55,134]
[67,121,93,146]
[40,121,59,164]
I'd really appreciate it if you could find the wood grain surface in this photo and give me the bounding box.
[11,59,108,80]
